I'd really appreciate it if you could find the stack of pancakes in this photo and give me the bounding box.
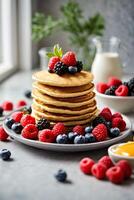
[32,70,98,127]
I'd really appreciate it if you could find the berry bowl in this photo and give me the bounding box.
[95,90,134,113]
[108,142,134,172]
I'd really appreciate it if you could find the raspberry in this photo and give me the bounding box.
[112,112,123,119]
[53,122,66,137]
[91,163,107,180]
[106,166,124,184]
[117,160,132,179]
[108,77,122,87]
[16,100,27,108]
[0,127,8,141]
[21,124,38,139]
[112,117,126,132]
[2,101,13,111]
[115,85,128,96]
[48,56,60,72]
[11,111,23,122]
[73,125,85,135]
[38,129,55,143]
[96,82,109,94]
[92,124,108,141]
[100,107,112,121]
[61,51,77,66]
[80,157,95,174]
[98,156,113,169]
[21,114,36,127]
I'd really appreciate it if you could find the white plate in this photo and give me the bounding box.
[3,115,132,152]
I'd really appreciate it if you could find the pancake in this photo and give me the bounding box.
[33,99,97,115]
[32,111,99,126]
[32,103,98,122]
[32,89,95,108]
[32,70,93,87]
[32,82,94,98]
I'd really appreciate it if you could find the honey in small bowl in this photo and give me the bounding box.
[114,142,134,157]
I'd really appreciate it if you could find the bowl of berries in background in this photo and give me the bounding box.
[95,77,134,113]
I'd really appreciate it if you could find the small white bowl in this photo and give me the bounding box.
[95,90,134,113]
[108,143,134,171]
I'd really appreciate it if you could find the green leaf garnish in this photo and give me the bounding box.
[46,44,63,58]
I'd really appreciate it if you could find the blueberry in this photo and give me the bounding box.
[55,169,67,182]
[109,128,120,138]
[85,126,93,133]
[68,66,78,74]
[11,123,23,134]
[56,134,68,144]
[0,106,4,117]
[5,118,15,129]
[0,149,11,161]
[85,133,96,143]
[68,132,78,143]
[74,135,85,144]
[24,90,32,99]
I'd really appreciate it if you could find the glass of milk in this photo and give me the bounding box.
[91,37,123,84]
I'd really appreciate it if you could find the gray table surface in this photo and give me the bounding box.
[0,71,134,200]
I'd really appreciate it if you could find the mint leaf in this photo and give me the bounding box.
[53,44,62,58]
[46,52,55,58]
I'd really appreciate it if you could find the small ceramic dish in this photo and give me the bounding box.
[95,89,134,113]
[108,143,134,171]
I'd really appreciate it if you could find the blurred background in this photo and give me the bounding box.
[0,0,134,82]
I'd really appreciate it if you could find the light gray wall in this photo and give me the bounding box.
[33,0,134,73]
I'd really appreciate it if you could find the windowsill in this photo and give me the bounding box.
[0,63,18,82]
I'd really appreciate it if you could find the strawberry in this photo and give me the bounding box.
[61,51,77,66]
[48,56,60,72]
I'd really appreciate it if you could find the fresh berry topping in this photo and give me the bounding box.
[0,106,4,117]
[56,134,68,144]
[117,160,132,179]
[61,51,77,66]
[68,66,78,74]
[0,127,8,141]
[92,116,107,127]
[80,157,95,174]
[85,133,96,143]
[108,77,122,87]
[115,85,128,96]
[21,114,36,127]
[109,127,120,138]
[76,61,83,72]
[11,123,23,134]
[5,118,15,129]
[112,112,123,119]
[112,117,126,132]
[97,82,109,94]
[54,61,68,75]
[37,118,50,130]
[68,132,78,143]
[91,163,107,180]
[100,107,112,121]
[11,111,23,122]
[24,90,32,99]
[74,135,85,144]
[39,129,54,143]
[73,125,85,135]
[128,77,134,90]
[23,106,32,114]
[106,121,112,130]
[85,126,93,133]
[53,122,66,137]
[105,86,117,95]
[2,101,13,111]
[16,100,27,108]
[55,169,67,182]
[48,56,60,72]
[98,156,113,169]
[92,124,108,142]
[22,124,38,139]
[106,166,124,184]
[0,149,11,161]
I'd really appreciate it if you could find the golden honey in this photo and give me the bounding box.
[114,142,134,157]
